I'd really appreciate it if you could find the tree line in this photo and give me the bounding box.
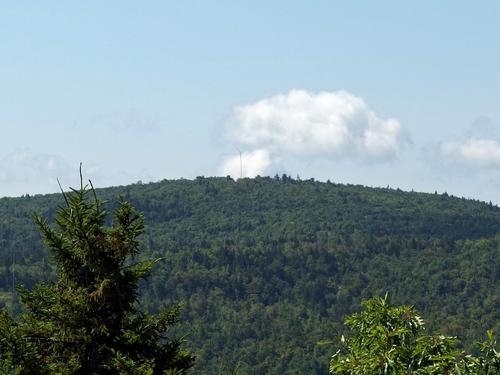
[0,176,498,373]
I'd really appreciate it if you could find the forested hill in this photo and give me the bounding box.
[1,176,499,374]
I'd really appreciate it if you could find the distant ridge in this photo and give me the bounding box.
[0,176,499,374]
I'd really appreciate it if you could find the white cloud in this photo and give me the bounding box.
[442,138,500,168]
[218,149,272,178]
[0,150,73,185]
[0,150,154,197]
[224,90,405,161]
[0,150,75,196]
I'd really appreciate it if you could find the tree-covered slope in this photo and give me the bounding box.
[0,176,499,374]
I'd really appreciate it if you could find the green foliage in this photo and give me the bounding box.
[330,295,500,374]
[472,331,500,374]
[0,176,499,373]
[0,183,194,374]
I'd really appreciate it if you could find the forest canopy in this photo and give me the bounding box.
[0,176,498,373]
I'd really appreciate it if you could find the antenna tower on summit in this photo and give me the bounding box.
[235,147,243,179]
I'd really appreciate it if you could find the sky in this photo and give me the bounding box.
[1,1,500,202]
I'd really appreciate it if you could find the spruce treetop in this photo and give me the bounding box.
[0,179,194,374]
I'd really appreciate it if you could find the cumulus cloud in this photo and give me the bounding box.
[226,90,404,158]
[442,139,500,168]
[0,150,73,185]
[219,90,406,178]
[218,149,272,178]
[0,150,153,197]
[438,117,500,169]
[0,150,75,196]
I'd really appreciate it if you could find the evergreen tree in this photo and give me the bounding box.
[0,180,194,374]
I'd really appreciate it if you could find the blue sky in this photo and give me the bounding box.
[1,1,500,202]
